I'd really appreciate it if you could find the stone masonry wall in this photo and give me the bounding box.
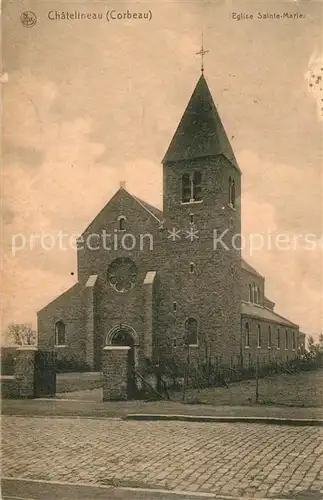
[14,347,37,398]
[102,346,130,400]
[37,283,86,367]
[241,269,265,305]
[241,315,301,368]
[157,155,242,369]
[77,189,164,371]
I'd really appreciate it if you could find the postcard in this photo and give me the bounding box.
[2,1,322,499]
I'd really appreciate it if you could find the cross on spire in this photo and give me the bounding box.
[196,32,209,73]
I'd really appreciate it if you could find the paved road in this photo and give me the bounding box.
[2,478,227,500]
[3,397,323,419]
[2,417,323,498]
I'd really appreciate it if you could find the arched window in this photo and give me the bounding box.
[192,171,202,201]
[231,179,236,208]
[257,324,262,347]
[229,177,236,208]
[182,172,203,203]
[182,174,191,203]
[268,326,272,348]
[185,317,198,346]
[285,329,289,349]
[55,321,66,346]
[229,176,232,205]
[257,286,261,304]
[118,216,126,231]
[248,284,253,302]
[252,283,257,303]
[189,262,195,274]
[277,328,281,349]
[245,322,250,347]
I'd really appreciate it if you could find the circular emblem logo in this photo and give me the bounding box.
[20,11,37,28]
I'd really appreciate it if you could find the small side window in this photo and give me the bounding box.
[229,177,236,208]
[192,171,202,201]
[245,322,250,347]
[55,321,66,346]
[185,317,198,346]
[182,174,191,203]
[118,216,126,231]
[249,284,253,302]
[257,324,262,347]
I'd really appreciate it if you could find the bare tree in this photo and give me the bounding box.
[319,332,323,344]
[308,335,314,347]
[6,323,36,346]
[307,335,317,357]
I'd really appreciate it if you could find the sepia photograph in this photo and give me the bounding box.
[1,0,323,499]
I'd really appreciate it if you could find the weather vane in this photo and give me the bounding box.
[196,32,209,73]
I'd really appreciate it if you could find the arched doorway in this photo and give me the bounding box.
[111,328,135,347]
[107,325,138,397]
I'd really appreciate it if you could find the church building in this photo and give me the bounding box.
[37,71,304,375]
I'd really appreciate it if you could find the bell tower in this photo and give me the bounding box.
[162,73,241,230]
[158,71,243,367]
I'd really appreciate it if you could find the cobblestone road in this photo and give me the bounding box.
[2,417,323,498]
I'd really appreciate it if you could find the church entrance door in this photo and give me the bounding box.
[111,326,136,398]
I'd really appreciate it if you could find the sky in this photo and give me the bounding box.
[2,0,323,342]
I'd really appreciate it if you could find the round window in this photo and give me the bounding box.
[107,258,137,292]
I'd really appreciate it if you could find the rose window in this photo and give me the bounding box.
[107,258,137,292]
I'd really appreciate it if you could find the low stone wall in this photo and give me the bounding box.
[56,372,102,393]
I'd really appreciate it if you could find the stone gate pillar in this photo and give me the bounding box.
[102,346,131,401]
[15,346,38,398]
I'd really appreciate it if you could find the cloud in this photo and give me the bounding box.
[239,150,322,235]
[1,256,75,343]
[239,149,323,336]
[117,158,162,209]
[2,69,163,334]
[3,69,58,150]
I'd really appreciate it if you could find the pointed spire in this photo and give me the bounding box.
[163,74,239,170]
